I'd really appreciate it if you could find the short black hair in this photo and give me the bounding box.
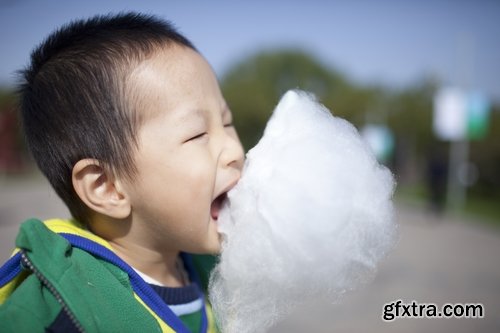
[18,12,196,224]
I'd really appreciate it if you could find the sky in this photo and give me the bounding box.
[1,0,499,101]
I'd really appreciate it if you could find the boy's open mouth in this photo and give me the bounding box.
[211,192,228,221]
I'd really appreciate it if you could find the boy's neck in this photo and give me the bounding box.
[109,239,186,287]
[89,217,186,288]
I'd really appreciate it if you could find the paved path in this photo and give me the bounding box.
[0,176,70,261]
[270,203,500,332]
[1,177,499,332]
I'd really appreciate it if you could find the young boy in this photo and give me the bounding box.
[0,12,244,332]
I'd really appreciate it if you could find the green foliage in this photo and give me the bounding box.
[221,49,370,150]
[386,79,437,156]
[0,88,17,109]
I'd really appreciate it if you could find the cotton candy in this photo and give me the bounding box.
[209,90,397,333]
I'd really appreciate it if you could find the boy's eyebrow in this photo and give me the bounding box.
[174,104,231,124]
[175,108,205,124]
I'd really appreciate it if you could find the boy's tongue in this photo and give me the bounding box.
[211,193,227,220]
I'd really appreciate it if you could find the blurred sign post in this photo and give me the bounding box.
[433,87,490,209]
[466,92,490,140]
[360,124,394,164]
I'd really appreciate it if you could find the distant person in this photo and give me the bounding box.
[0,13,244,332]
[426,147,448,215]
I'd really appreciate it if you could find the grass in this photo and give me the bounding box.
[461,196,500,227]
[395,183,500,228]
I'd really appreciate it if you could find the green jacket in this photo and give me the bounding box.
[0,218,218,332]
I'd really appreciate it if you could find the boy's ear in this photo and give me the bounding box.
[72,159,131,219]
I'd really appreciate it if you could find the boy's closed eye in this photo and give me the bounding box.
[183,109,233,143]
[185,132,208,142]
[187,123,232,142]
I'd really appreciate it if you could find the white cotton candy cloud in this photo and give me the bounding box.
[209,90,397,333]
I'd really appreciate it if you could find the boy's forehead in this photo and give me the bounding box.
[142,45,207,81]
[128,45,223,122]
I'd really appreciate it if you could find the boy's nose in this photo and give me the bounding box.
[220,130,245,172]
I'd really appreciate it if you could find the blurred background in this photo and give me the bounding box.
[1,1,499,332]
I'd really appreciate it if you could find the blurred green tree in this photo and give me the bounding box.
[221,49,381,150]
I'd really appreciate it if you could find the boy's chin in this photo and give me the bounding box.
[190,230,222,255]
[201,241,221,255]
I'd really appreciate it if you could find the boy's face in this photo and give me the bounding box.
[123,46,244,254]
